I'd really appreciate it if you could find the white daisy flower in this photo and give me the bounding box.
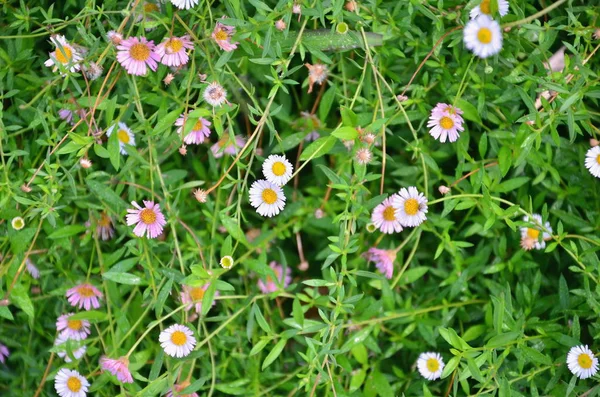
[54,334,87,363]
[159,324,196,358]
[585,146,600,178]
[203,82,228,107]
[44,35,82,74]
[393,186,428,227]
[567,345,599,379]
[106,122,136,155]
[470,0,510,19]
[249,180,286,217]
[54,368,90,397]
[262,154,293,186]
[463,15,503,59]
[520,214,552,251]
[417,352,445,380]
[170,0,199,9]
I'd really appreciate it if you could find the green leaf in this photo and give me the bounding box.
[398,267,429,285]
[219,214,248,247]
[340,106,357,126]
[253,303,272,334]
[332,126,358,141]
[249,338,271,356]
[102,272,143,285]
[559,275,569,310]
[494,177,530,193]
[152,108,182,136]
[299,136,336,161]
[86,180,128,213]
[107,129,121,171]
[11,283,34,324]
[68,310,108,322]
[292,298,304,328]
[455,99,482,124]
[48,225,87,239]
[498,146,511,177]
[485,331,520,348]
[261,338,287,370]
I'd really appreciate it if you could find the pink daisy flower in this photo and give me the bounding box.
[126,200,167,239]
[58,109,74,124]
[257,261,292,293]
[25,257,40,279]
[155,35,194,67]
[180,284,219,314]
[56,313,91,340]
[212,17,238,52]
[100,356,134,384]
[66,283,103,310]
[116,36,160,76]
[0,344,9,364]
[166,381,199,397]
[210,135,246,158]
[427,103,465,143]
[364,248,396,279]
[371,196,403,234]
[175,113,212,144]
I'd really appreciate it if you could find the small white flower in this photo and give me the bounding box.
[106,122,136,155]
[54,368,90,397]
[54,334,87,363]
[44,35,82,73]
[463,15,503,59]
[417,352,445,380]
[470,0,510,19]
[520,214,552,250]
[203,82,228,107]
[249,180,286,217]
[393,186,428,227]
[262,154,293,186]
[585,146,600,178]
[11,216,25,230]
[220,255,234,269]
[170,0,199,9]
[159,324,196,358]
[567,345,599,379]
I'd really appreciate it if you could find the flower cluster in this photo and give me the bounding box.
[249,154,293,217]
[371,186,428,234]
[463,0,507,59]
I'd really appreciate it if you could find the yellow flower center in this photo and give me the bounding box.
[526,228,540,240]
[68,319,83,331]
[13,219,24,229]
[77,285,95,297]
[479,0,491,14]
[144,3,159,12]
[190,287,205,301]
[382,205,396,221]
[426,358,440,372]
[440,116,454,130]
[165,38,183,53]
[139,208,157,225]
[192,119,204,131]
[67,376,82,392]
[578,353,593,369]
[262,188,278,205]
[477,27,493,44]
[117,129,130,144]
[214,30,228,41]
[55,45,73,64]
[596,154,600,165]
[272,162,287,176]
[130,43,150,61]
[404,198,419,216]
[98,213,111,227]
[170,330,187,346]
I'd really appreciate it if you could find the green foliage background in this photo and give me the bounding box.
[1,0,600,395]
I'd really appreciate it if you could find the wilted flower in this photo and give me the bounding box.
[83,62,103,81]
[212,17,238,52]
[438,185,451,195]
[100,356,133,383]
[257,261,292,293]
[107,30,123,45]
[194,189,208,203]
[80,158,92,169]
[355,148,372,165]
[275,19,286,31]
[163,73,175,85]
[305,63,328,93]
[364,247,396,279]
[96,212,114,240]
[203,81,228,107]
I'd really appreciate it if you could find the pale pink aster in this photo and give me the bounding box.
[100,356,134,384]
[211,135,246,158]
[25,257,40,279]
[364,248,396,279]
[126,200,167,239]
[180,284,219,314]
[116,36,160,76]
[212,17,238,52]
[427,103,464,143]
[371,196,403,234]
[66,283,103,310]
[155,35,193,67]
[163,73,175,85]
[96,212,115,241]
[257,261,292,293]
[166,381,199,397]
[175,113,212,144]
[58,109,74,124]
[0,344,9,364]
[56,313,91,340]
[54,333,87,363]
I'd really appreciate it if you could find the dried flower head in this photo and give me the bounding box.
[203,81,228,107]
[438,185,451,195]
[361,133,376,145]
[80,158,92,169]
[194,189,208,203]
[163,73,175,85]
[275,19,286,31]
[305,63,329,93]
[355,148,372,165]
[179,144,187,156]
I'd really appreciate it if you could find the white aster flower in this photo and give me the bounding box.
[54,334,87,363]
[45,35,82,74]
[159,324,196,358]
[417,352,445,380]
[203,82,228,107]
[262,154,293,186]
[54,368,89,397]
[249,179,286,217]
[520,214,552,251]
[470,0,510,19]
[567,345,599,379]
[464,15,503,59]
[170,0,199,9]
[393,186,428,227]
[106,122,136,155]
[585,146,600,178]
